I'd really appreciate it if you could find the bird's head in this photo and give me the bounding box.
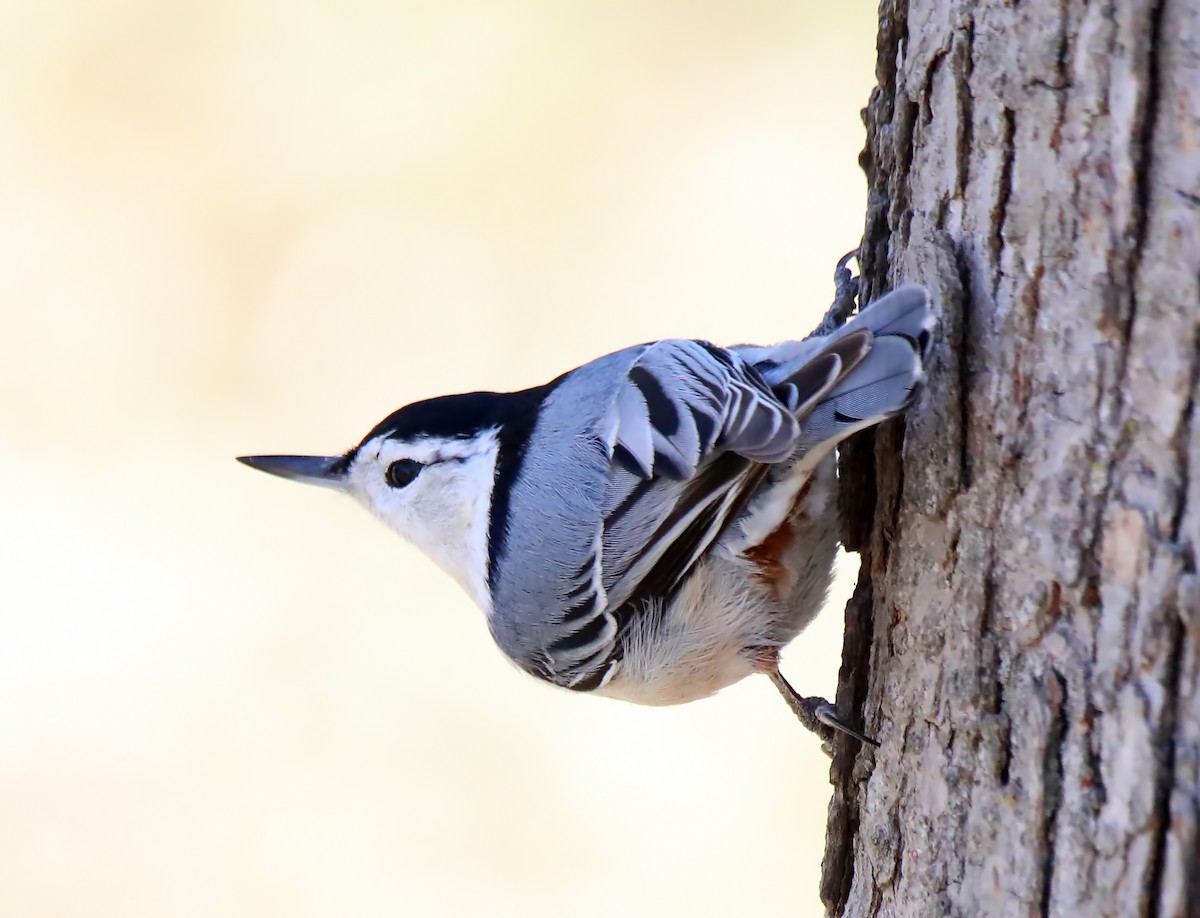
[239,392,514,613]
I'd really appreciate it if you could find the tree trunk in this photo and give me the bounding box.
[821,0,1200,914]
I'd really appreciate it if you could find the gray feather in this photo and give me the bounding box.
[791,286,932,453]
[488,339,805,689]
[487,284,933,691]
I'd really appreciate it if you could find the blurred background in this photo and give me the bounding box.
[0,2,879,915]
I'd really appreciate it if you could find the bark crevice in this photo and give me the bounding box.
[1146,617,1185,918]
[1038,669,1068,917]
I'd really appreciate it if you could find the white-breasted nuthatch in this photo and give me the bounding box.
[240,264,932,748]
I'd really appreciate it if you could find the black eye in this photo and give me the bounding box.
[385,459,424,489]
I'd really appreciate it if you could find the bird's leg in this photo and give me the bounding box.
[752,648,879,753]
[806,247,861,339]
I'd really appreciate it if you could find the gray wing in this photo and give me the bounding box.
[534,339,850,690]
[597,341,801,602]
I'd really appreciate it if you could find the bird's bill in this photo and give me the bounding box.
[237,454,348,490]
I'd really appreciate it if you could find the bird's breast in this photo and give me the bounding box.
[593,553,780,705]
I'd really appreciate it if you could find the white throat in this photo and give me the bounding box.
[348,432,500,616]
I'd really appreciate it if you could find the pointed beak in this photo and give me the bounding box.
[237,454,349,491]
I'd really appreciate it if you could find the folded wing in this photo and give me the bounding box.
[543,338,858,689]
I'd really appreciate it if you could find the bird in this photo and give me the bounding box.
[239,264,932,749]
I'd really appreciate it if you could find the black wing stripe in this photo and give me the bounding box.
[571,552,596,579]
[565,664,610,693]
[606,478,655,531]
[699,341,736,370]
[630,365,680,436]
[650,451,686,480]
[564,579,593,601]
[691,403,717,451]
[613,442,650,478]
[551,613,610,654]
[561,593,597,621]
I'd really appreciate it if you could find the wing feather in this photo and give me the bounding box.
[540,340,805,689]
[502,322,913,693]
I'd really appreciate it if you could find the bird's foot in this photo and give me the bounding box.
[808,247,861,338]
[752,647,878,756]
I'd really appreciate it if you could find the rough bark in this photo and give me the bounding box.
[822,0,1200,915]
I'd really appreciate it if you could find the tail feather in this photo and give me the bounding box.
[825,336,920,402]
[722,283,934,555]
[833,283,933,356]
[748,284,934,457]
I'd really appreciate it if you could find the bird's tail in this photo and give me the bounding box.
[742,284,934,457]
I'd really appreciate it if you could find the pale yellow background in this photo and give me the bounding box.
[1,2,879,915]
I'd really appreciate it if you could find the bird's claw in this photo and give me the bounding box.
[808,246,861,338]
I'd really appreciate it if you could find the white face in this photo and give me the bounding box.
[343,430,500,615]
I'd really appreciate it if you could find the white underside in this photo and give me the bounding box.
[596,456,840,706]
